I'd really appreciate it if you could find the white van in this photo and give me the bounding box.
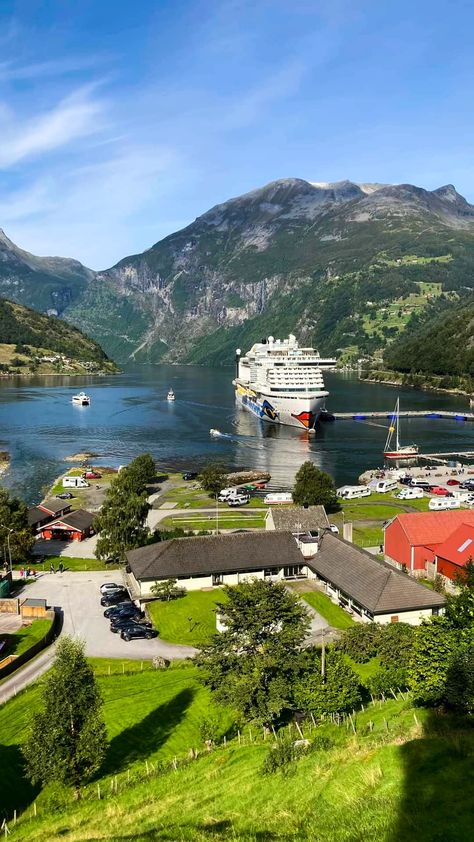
[337,486,371,500]
[370,479,398,494]
[263,492,293,505]
[396,487,424,500]
[63,476,90,488]
[218,487,239,501]
[429,497,460,511]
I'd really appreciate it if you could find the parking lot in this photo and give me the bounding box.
[21,571,197,660]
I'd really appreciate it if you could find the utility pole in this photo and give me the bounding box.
[215,493,219,535]
[321,628,326,682]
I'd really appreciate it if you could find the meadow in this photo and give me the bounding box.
[0,661,472,842]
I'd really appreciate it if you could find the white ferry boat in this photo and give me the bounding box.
[167,388,175,402]
[72,392,90,406]
[233,335,335,430]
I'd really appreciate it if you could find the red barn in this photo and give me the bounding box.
[435,523,474,580]
[38,509,94,542]
[384,510,474,575]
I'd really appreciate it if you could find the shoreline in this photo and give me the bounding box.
[360,373,474,401]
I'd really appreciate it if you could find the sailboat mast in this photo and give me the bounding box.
[395,397,400,451]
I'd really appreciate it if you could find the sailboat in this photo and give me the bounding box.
[383,398,419,460]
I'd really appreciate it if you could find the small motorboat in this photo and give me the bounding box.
[209,428,222,437]
[167,388,175,402]
[72,392,90,406]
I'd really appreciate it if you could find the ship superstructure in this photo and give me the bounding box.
[233,334,335,429]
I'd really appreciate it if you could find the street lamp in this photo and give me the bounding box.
[0,526,13,572]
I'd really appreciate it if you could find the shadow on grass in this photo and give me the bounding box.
[86,823,284,841]
[0,743,39,819]
[391,709,474,842]
[101,688,195,776]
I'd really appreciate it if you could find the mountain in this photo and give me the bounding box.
[3,179,474,366]
[0,297,117,375]
[0,229,93,314]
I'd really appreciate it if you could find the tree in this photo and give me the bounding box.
[444,639,474,714]
[94,486,150,561]
[294,649,361,717]
[199,463,228,496]
[122,453,156,492]
[0,487,34,565]
[22,637,107,797]
[197,579,310,725]
[292,461,338,509]
[444,559,474,629]
[151,578,185,601]
[408,619,458,705]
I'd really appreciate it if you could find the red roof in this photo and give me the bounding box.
[390,510,474,547]
[435,523,474,568]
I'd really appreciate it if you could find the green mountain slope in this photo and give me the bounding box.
[0,298,117,374]
[3,180,474,366]
[64,179,474,365]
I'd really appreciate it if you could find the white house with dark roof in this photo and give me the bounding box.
[126,530,445,625]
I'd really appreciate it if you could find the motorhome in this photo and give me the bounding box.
[63,476,90,489]
[369,479,398,494]
[428,498,461,511]
[337,485,371,500]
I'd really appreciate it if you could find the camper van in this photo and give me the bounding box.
[63,476,90,489]
[428,497,461,511]
[263,493,293,505]
[370,479,398,494]
[396,487,424,500]
[337,486,371,500]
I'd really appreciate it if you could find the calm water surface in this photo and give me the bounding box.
[1,365,473,503]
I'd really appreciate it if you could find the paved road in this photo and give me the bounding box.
[0,571,196,704]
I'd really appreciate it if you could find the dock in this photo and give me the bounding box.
[328,410,474,422]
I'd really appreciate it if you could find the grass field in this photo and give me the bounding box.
[1,671,473,842]
[299,590,355,629]
[160,513,266,531]
[15,557,121,572]
[0,618,52,658]
[147,590,227,645]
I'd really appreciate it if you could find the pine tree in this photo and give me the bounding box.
[292,461,338,509]
[22,638,107,796]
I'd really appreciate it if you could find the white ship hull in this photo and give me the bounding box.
[235,383,328,429]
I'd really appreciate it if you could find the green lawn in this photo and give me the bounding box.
[299,590,355,629]
[344,655,381,685]
[352,525,384,548]
[160,513,266,531]
[0,618,52,658]
[147,590,228,645]
[16,556,121,572]
[2,681,473,842]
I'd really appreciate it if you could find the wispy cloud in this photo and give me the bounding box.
[0,55,106,82]
[0,85,106,167]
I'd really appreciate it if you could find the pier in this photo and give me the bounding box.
[329,410,474,422]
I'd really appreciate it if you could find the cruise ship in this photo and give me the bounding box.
[233,335,336,430]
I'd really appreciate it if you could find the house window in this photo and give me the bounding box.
[390,616,399,623]
[264,567,279,578]
[283,565,304,579]
[212,574,223,586]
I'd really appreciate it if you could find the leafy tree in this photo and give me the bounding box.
[0,487,34,564]
[408,619,458,705]
[336,623,382,663]
[378,622,415,669]
[292,461,338,510]
[197,579,310,725]
[22,638,107,797]
[294,649,361,717]
[444,559,474,629]
[444,640,474,714]
[199,463,228,496]
[122,453,156,492]
[150,578,185,601]
[95,486,150,561]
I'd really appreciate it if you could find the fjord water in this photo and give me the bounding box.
[0,366,473,503]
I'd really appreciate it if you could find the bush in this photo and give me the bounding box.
[311,734,334,751]
[262,735,308,776]
[378,622,415,669]
[367,666,409,697]
[336,624,382,663]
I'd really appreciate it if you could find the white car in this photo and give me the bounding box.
[328,524,339,534]
[100,582,122,595]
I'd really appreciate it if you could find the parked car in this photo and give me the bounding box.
[410,480,431,490]
[121,625,158,641]
[446,479,460,486]
[110,617,152,634]
[100,590,129,607]
[84,471,102,479]
[182,472,198,480]
[228,494,250,507]
[396,487,424,500]
[459,480,474,489]
[399,477,413,486]
[100,582,123,594]
[56,492,74,499]
[328,524,339,534]
[104,603,140,619]
[431,486,450,496]
[105,555,121,565]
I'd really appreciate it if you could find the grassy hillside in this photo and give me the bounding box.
[0,298,117,374]
[0,660,472,841]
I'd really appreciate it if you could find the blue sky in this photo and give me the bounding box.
[0,0,473,268]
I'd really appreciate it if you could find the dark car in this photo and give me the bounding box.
[103,603,140,619]
[100,590,129,607]
[121,625,158,641]
[399,477,412,486]
[182,471,198,481]
[105,555,122,565]
[110,617,152,634]
[460,480,474,490]
[56,492,74,499]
